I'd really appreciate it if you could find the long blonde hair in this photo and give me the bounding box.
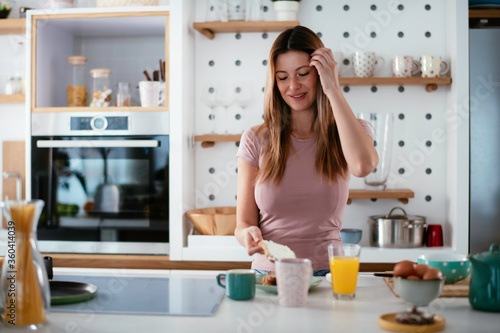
[256,26,347,185]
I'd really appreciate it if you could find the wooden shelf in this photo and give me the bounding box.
[339,77,452,92]
[32,106,169,113]
[0,94,25,104]
[0,18,26,35]
[469,9,500,18]
[347,189,414,205]
[193,20,299,39]
[195,134,242,148]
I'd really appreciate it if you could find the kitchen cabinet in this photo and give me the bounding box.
[24,7,172,259]
[30,11,169,112]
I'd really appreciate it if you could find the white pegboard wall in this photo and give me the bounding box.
[192,0,451,243]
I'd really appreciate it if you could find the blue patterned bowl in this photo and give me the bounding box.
[418,253,471,284]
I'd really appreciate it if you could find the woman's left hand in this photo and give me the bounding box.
[310,48,341,97]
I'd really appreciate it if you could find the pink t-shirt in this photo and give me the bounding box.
[236,121,372,271]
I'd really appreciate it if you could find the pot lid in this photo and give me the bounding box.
[90,68,111,78]
[369,206,426,224]
[470,244,500,264]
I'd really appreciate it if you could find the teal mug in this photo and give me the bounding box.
[216,269,255,300]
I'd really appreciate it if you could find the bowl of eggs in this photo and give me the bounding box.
[417,253,471,284]
[393,260,444,306]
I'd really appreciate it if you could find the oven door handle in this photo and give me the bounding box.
[36,140,160,148]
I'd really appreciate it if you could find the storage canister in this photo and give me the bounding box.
[89,68,112,107]
[67,56,88,106]
[368,207,427,248]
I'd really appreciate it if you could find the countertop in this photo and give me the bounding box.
[1,268,498,333]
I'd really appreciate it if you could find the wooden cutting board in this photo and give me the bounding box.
[384,276,470,298]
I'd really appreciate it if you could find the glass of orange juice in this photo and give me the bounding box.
[328,243,361,300]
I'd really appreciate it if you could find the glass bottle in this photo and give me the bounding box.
[4,77,23,95]
[67,56,88,107]
[89,68,112,107]
[116,82,132,107]
[0,200,50,329]
[5,77,16,95]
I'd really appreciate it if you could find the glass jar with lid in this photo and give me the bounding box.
[89,68,112,107]
[67,56,88,107]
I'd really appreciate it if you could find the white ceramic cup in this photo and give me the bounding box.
[333,51,349,77]
[352,52,385,78]
[392,55,420,78]
[275,258,312,307]
[419,55,450,78]
[139,81,166,107]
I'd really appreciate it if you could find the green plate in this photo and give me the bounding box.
[255,275,322,294]
[50,281,98,305]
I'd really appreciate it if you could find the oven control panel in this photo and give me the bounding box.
[32,112,169,136]
[70,116,129,131]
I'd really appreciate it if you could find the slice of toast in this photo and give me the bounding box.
[258,240,296,262]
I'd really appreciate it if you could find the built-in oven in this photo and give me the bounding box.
[30,112,169,254]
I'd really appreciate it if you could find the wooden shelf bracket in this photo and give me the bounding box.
[198,28,215,40]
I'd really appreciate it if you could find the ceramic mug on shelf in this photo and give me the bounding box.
[352,52,385,78]
[419,55,450,78]
[392,55,420,78]
[139,81,166,107]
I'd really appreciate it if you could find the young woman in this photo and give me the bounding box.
[235,26,378,276]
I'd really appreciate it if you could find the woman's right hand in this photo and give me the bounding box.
[242,226,264,256]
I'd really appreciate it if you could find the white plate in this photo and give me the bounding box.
[255,275,322,294]
[326,273,332,284]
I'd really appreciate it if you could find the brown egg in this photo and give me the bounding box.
[414,264,429,278]
[422,267,443,280]
[393,260,416,277]
[406,275,421,280]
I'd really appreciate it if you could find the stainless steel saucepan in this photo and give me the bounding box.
[368,207,427,248]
